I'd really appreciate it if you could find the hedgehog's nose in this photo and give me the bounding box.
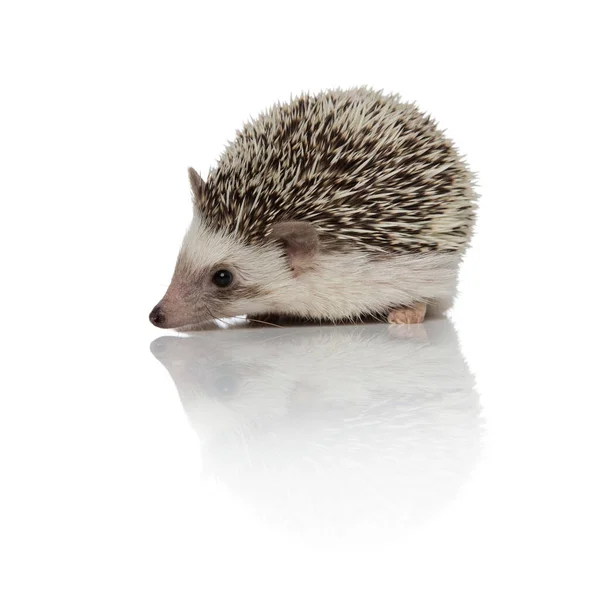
[149,305,167,328]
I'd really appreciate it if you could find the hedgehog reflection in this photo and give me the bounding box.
[151,319,482,541]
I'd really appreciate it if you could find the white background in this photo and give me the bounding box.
[1,1,599,598]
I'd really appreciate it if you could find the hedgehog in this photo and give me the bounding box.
[149,87,476,329]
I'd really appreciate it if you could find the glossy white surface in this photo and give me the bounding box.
[2,314,599,599]
[2,1,599,598]
[152,319,482,542]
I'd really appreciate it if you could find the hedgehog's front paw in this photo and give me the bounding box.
[387,303,426,325]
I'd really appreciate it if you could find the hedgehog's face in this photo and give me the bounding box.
[149,212,298,329]
[149,169,321,330]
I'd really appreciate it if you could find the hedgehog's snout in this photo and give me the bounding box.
[149,304,167,328]
[149,284,204,329]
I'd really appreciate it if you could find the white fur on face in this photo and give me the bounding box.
[173,213,461,324]
[178,212,290,286]
[173,213,294,319]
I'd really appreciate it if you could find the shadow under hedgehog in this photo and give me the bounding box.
[150,87,477,330]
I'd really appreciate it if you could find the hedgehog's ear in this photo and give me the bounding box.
[188,167,206,207]
[270,221,320,276]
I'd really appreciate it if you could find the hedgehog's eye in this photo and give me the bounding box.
[212,269,233,288]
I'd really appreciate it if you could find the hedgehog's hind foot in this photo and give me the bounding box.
[387,303,427,325]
